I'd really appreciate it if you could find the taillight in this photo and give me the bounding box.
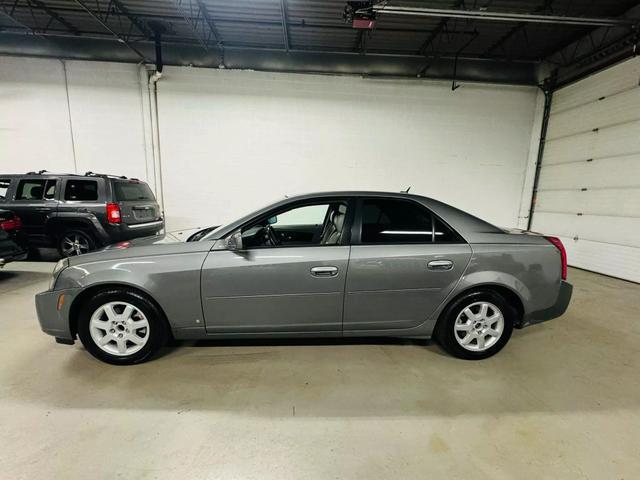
[0,215,22,231]
[106,203,121,224]
[545,236,567,280]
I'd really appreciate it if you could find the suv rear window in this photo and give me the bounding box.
[65,180,98,201]
[114,181,155,201]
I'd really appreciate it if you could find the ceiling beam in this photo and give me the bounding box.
[368,5,638,27]
[418,0,465,56]
[72,0,148,61]
[485,0,554,56]
[28,0,80,35]
[173,0,222,51]
[0,0,79,36]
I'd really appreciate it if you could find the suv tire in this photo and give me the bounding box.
[58,229,95,257]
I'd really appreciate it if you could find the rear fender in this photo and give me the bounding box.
[46,212,110,244]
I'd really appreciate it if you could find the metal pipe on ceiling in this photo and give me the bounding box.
[368,5,638,27]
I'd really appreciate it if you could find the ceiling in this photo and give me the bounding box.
[1,0,639,87]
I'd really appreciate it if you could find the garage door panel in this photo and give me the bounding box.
[538,154,640,190]
[556,236,640,283]
[535,189,640,217]
[547,87,640,140]
[551,56,640,113]
[544,120,640,164]
[532,57,640,281]
[531,212,640,249]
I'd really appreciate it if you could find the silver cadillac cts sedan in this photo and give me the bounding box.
[36,191,572,365]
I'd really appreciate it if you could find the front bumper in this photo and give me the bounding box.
[521,280,573,327]
[35,288,81,342]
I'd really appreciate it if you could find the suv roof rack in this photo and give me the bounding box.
[84,171,128,180]
[25,170,80,176]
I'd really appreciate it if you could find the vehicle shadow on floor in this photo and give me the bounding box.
[7,310,640,419]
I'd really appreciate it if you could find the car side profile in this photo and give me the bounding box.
[36,191,572,365]
[0,172,164,257]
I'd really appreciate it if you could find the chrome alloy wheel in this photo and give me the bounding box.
[89,301,150,356]
[454,301,504,352]
[61,233,90,256]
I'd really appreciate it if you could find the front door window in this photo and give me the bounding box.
[241,201,349,248]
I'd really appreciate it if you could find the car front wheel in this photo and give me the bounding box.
[436,290,514,360]
[77,289,168,365]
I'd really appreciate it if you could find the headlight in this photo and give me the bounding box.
[49,258,70,291]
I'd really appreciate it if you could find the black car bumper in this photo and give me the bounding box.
[521,280,573,327]
[0,248,28,267]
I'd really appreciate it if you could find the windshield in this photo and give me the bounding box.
[114,181,155,201]
[200,195,289,242]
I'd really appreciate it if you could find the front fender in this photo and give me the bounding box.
[55,250,209,330]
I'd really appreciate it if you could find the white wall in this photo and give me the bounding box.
[530,56,640,283]
[1,56,541,233]
[0,56,153,182]
[157,67,539,230]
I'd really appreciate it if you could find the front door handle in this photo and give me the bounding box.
[310,266,338,277]
[428,260,454,271]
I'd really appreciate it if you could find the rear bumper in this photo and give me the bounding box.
[521,280,573,327]
[105,219,165,243]
[35,288,80,342]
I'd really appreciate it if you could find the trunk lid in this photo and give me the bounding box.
[112,180,162,226]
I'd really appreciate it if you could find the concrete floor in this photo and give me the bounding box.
[1,263,639,479]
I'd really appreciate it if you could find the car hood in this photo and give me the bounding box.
[67,231,215,266]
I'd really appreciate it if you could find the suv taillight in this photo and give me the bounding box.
[544,236,567,280]
[106,203,121,224]
[0,215,22,231]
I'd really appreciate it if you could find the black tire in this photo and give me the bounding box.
[77,288,168,365]
[58,229,95,257]
[435,290,515,360]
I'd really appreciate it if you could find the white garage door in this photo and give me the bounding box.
[531,56,640,283]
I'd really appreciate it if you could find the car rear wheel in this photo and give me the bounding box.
[436,290,514,360]
[77,289,168,365]
[58,229,95,257]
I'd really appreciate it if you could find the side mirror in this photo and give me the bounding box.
[226,230,243,251]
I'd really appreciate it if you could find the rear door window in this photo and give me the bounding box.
[16,179,57,201]
[361,199,434,244]
[114,181,155,201]
[65,180,98,201]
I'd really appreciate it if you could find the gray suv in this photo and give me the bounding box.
[0,171,164,257]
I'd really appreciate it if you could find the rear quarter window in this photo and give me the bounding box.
[113,181,155,201]
[65,180,98,201]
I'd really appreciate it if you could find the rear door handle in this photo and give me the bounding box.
[311,266,338,277]
[428,260,454,271]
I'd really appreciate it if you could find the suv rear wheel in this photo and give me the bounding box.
[58,229,94,257]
